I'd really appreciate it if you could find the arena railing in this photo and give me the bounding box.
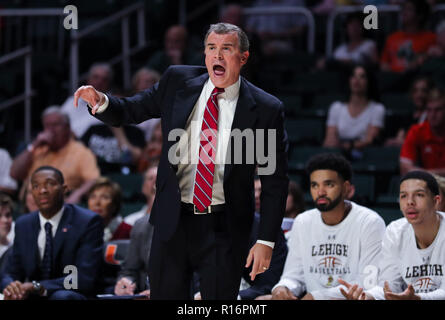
[325,5,400,57]
[242,6,316,53]
[70,1,147,94]
[0,46,33,143]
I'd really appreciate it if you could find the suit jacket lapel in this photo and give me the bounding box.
[170,73,209,134]
[53,205,73,262]
[224,78,257,182]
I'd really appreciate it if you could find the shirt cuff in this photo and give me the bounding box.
[88,94,109,114]
[256,240,275,249]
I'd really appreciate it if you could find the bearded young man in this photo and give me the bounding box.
[271,153,385,300]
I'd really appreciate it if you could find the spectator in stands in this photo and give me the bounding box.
[245,0,306,56]
[340,171,445,300]
[269,153,385,300]
[87,177,132,242]
[124,165,158,226]
[10,107,100,204]
[432,174,445,212]
[220,4,244,27]
[0,193,14,275]
[0,148,17,196]
[323,64,385,154]
[137,122,162,173]
[332,12,378,67]
[427,20,445,58]
[114,214,153,298]
[131,67,162,143]
[146,25,203,74]
[385,76,432,147]
[20,180,39,214]
[400,85,445,176]
[282,180,305,237]
[1,166,104,300]
[81,119,146,174]
[380,0,436,73]
[61,63,113,138]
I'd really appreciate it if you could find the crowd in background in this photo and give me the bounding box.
[0,0,445,300]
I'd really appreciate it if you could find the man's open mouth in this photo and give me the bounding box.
[213,65,225,76]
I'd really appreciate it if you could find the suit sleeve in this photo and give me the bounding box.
[92,67,173,127]
[40,215,104,295]
[257,101,289,242]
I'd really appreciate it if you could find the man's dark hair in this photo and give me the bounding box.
[204,22,250,52]
[400,170,439,196]
[306,153,352,182]
[32,166,65,185]
[344,63,380,102]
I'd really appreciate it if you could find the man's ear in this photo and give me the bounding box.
[241,51,249,65]
[63,184,69,196]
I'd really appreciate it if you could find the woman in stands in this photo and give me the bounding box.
[332,12,378,66]
[323,64,385,157]
[87,177,132,241]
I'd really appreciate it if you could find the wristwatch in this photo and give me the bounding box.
[32,281,43,295]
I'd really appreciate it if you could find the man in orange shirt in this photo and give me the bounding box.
[10,107,100,203]
[381,0,436,73]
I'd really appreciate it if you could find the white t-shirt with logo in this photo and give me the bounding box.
[273,201,386,299]
[367,212,445,300]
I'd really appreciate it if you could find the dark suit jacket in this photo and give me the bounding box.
[239,213,288,300]
[0,204,104,296]
[94,65,289,252]
[117,214,153,291]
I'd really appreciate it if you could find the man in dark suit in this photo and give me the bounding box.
[0,166,104,300]
[74,22,288,299]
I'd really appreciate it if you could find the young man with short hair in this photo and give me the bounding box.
[340,170,445,300]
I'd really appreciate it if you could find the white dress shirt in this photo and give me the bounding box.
[38,207,64,260]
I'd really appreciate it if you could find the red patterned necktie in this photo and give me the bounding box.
[193,87,224,212]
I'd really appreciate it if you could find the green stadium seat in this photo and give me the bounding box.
[376,175,400,206]
[352,146,400,173]
[289,147,342,171]
[372,207,403,225]
[351,174,375,204]
[381,93,414,117]
[106,172,143,200]
[121,202,145,217]
[285,118,325,145]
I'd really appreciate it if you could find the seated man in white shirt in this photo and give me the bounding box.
[340,170,445,300]
[271,153,386,300]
